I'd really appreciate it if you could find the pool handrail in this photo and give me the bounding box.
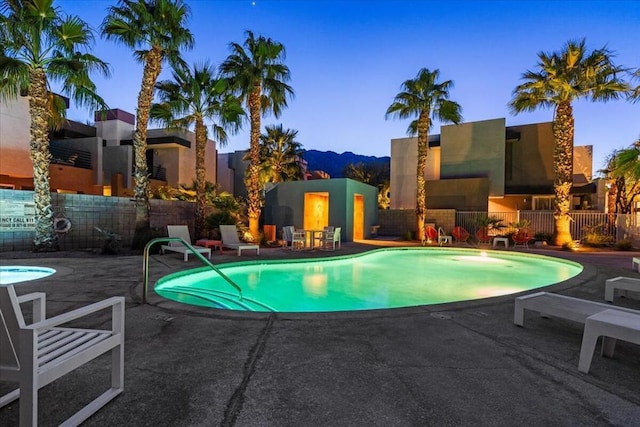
[142,237,243,304]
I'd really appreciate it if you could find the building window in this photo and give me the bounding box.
[532,196,554,211]
[505,141,513,181]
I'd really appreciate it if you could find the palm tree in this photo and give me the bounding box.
[256,124,303,184]
[385,68,462,241]
[609,142,640,214]
[631,68,640,101]
[0,0,109,251]
[220,30,294,239]
[344,162,390,208]
[101,0,194,249]
[150,62,244,239]
[509,39,630,245]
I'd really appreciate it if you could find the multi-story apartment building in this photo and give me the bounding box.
[0,97,217,195]
[390,118,597,212]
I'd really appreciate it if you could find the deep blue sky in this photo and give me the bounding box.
[56,0,639,173]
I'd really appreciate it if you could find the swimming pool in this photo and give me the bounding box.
[0,266,56,285]
[154,248,583,313]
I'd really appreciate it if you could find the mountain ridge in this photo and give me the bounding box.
[303,149,390,178]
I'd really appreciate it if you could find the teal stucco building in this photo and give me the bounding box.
[263,178,378,243]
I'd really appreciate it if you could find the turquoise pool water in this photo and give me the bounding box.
[0,266,56,285]
[155,248,583,312]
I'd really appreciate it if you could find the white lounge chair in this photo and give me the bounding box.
[579,309,640,373]
[514,291,640,327]
[438,227,452,246]
[160,225,211,262]
[605,276,640,302]
[220,225,260,256]
[0,285,125,426]
[515,292,640,374]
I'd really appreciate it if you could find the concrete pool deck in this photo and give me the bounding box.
[1,240,640,426]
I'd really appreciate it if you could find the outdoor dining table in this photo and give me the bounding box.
[302,229,325,249]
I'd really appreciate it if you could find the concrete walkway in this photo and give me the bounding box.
[2,241,640,426]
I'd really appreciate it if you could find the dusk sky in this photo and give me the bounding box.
[55,0,639,173]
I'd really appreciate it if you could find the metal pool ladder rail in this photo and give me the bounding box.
[142,237,243,304]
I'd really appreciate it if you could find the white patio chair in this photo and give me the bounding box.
[319,227,341,251]
[281,226,295,248]
[291,230,306,251]
[160,225,211,262]
[0,285,125,426]
[220,225,260,256]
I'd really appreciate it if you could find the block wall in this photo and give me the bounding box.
[377,209,455,238]
[0,190,196,252]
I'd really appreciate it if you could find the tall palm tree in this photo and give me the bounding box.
[257,124,303,184]
[385,68,462,241]
[150,62,244,239]
[607,144,640,215]
[220,30,294,239]
[509,39,630,246]
[631,68,640,101]
[0,0,109,251]
[101,0,194,249]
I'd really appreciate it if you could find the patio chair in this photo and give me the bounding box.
[291,230,306,251]
[513,228,533,248]
[452,226,470,244]
[160,225,212,262]
[281,225,295,248]
[514,291,640,374]
[0,285,125,426]
[220,225,260,256]
[475,227,492,245]
[438,227,452,246]
[422,225,438,245]
[319,227,341,251]
[604,276,640,302]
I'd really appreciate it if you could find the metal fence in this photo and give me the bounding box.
[456,211,640,243]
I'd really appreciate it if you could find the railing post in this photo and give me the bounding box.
[141,237,242,304]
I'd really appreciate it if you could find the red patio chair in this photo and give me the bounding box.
[475,227,492,245]
[422,225,438,245]
[452,226,470,244]
[513,228,533,248]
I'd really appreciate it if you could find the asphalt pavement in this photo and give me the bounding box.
[1,240,640,426]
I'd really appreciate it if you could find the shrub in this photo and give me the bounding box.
[581,223,615,247]
[561,241,575,251]
[615,240,634,251]
[205,211,236,229]
[533,232,552,244]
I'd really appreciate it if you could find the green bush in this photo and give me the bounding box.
[205,211,236,229]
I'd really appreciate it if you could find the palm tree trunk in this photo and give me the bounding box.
[246,84,262,239]
[616,177,632,214]
[29,69,58,252]
[552,101,574,246]
[194,117,207,239]
[415,113,430,241]
[132,47,163,250]
[606,178,617,228]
